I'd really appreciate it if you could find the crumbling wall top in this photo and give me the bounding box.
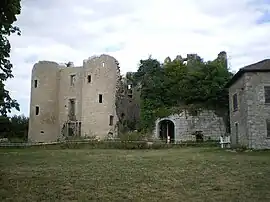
[83,54,117,65]
[36,61,59,66]
[32,61,60,72]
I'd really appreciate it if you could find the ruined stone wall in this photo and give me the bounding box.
[115,75,141,133]
[154,110,226,142]
[28,54,120,142]
[81,55,119,138]
[244,72,270,149]
[28,61,60,142]
[229,75,249,147]
[58,66,83,139]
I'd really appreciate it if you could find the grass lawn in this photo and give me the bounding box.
[1,147,270,201]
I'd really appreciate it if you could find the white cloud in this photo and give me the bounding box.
[5,0,270,116]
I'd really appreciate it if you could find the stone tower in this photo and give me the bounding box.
[217,51,228,68]
[81,55,119,137]
[28,61,60,142]
[28,54,120,143]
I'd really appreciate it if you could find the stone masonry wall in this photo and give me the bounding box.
[28,61,60,142]
[154,110,226,142]
[229,74,249,147]
[28,54,120,142]
[81,55,119,139]
[244,72,270,149]
[57,66,83,140]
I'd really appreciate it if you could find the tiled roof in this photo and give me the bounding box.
[240,59,270,71]
[225,59,270,88]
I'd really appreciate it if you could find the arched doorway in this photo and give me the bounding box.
[158,120,175,143]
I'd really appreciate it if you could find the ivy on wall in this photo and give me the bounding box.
[130,53,233,132]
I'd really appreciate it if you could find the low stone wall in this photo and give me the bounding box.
[154,110,226,142]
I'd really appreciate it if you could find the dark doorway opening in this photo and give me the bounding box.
[235,122,239,144]
[159,120,175,143]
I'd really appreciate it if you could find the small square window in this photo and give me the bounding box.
[99,94,103,103]
[232,93,238,111]
[34,80,38,88]
[87,75,91,83]
[109,115,114,126]
[35,106,39,115]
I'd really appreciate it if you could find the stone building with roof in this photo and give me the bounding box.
[226,59,270,149]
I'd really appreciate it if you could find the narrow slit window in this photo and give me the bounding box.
[232,93,238,111]
[70,75,75,86]
[99,94,103,103]
[264,86,270,104]
[68,99,76,121]
[109,115,114,126]
[35,106,39,115]
[34,80,38,88]
[266,119,270,137]
[102,62,105,67]
[87,75,91,83]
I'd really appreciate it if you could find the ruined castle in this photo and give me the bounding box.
[28,54,120,142]
[28,52,229,143]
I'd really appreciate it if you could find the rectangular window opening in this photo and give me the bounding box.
[34,80,38,88]
[87,75,91,83]
[266,119,270,138]
[99,94,103,103]
[70,75,75,86]
[232,93,238,111]
[68,99,76,121]
[264,86,270,104]
[109,115,114,126]
[35,106,39,115]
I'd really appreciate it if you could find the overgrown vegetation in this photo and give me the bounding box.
[0,115,28,142]
[125,53,233,132]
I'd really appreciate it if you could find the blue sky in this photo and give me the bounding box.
[5,0,270,116]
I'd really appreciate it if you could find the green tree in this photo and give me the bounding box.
[9,115,29,141]
[133,57,166,130]
[0,0,21,116]
[0,115,11,138]
[136,52,233,132]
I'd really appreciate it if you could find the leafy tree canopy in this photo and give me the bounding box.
[131,53,233,131]
[0,114,28,140]
[0,0,21,116]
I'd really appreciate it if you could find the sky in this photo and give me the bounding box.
[5,0,270,116]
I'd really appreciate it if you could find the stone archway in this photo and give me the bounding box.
[158,120,175,143]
